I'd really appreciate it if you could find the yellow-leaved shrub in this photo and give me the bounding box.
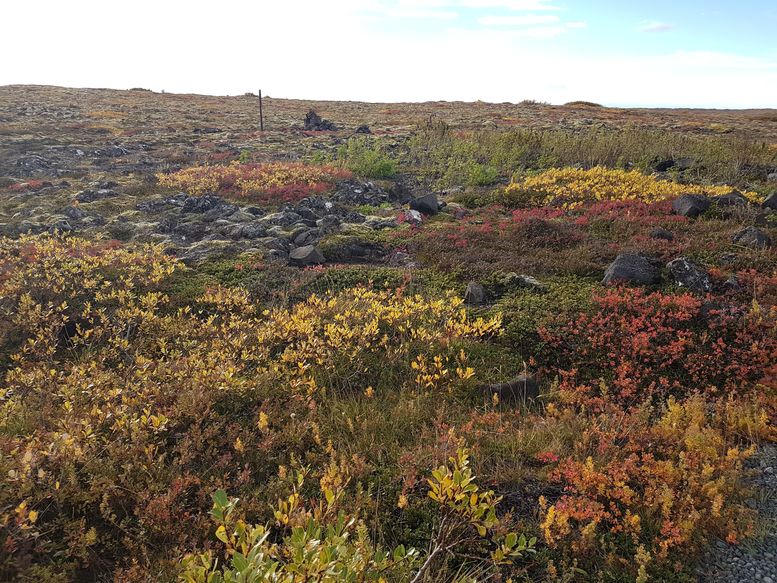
[504,166,758,207]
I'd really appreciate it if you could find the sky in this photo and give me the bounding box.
[1,0,776,108]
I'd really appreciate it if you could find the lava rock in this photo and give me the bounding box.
[344,211,366,224]
[303,110,336,131]
[293,228,320,247]
[666,257,712,294]
[245,206,266,217]
[602,253,661,286]
[763,192,777,210]
[262,211,302,227]
[403,209,423,225]
[332,181,388,206]
[464,282,487,306]
[181,195,226,214]
[235,223,267,240]
[355,124,371,134]
[324,240,385,263]
[62,206,88,221]
[722,275,742,292]
[715,191,749,207]
[75,188,120,203]
[316,214,341,235]
[265,249,289,263]
[732,226,772,249]
[503,273,548,293]
[289,245,325,266]
[409,193,440,216]
[672,194,711,218]
[48,219,73,234]
[652,158,676,172]
[479,375,539,404]
[650,228,674,241]
[365,217,398,230]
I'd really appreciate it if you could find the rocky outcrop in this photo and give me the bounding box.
[304,110,336,131]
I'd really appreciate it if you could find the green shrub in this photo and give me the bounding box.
[337,137,397,179]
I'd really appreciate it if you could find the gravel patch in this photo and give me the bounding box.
[700,444,777,583]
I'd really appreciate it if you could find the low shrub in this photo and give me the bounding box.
[180,449,535,582]
[156,162,352,204]
[540,287,777,411]
[540,396,767,580]
[0,234,505,581]
[336,137,397,179]
[502,166,756,208]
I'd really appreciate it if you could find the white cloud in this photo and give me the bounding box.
[476,14,584,38]
[0,0,775,108]
[477,14,559,26]
[457,0,560,9]
[639,20,675,33]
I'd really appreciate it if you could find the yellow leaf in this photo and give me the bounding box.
[257,412,269,431]
[215,525,229,543]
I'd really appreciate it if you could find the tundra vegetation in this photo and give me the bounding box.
[0,86,775,582]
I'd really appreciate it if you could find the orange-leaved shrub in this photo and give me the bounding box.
[539,287,777,412]
[540,395,772,580]
[156,161,352,204]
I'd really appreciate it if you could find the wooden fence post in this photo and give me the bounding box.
[259,89,264,132]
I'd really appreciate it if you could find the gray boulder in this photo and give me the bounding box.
[303,110,336,131]
[666,257,712,294]
[48,219,73,234]
[732,226,772,249]
[289,245,325,266]
[672,194,711,218]
[182,195,225,214]
[762,192,777,210]
[464,282,487,306]
[262,211,302,227]
[403,209,423,225]
[323,240,385,263]
[602,253,661,285]
[293,228,320,247]
[479,374,539,405]
[767,172,777,182]
[650,228,674,241]
[75,188,119,203]
[715,191,749,207]
[503,273,547,293]
[62,206,88,221]
[316,214,341,234]
[235,223,267,240]
[410,193,440,216]
[365,217,398,230]
[265,249,289,264]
